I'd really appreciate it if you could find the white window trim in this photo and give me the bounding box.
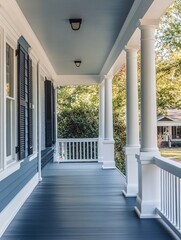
[28,59,38,161]
[0,29,4,171]
[29,153,38,162]
[5,41,16,167]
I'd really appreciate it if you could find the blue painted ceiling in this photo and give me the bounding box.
[16,0,134,75]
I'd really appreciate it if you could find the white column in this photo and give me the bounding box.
[123,46,140,197]
[98,80,105,162]
[102,75,115,169]
[135,20,160,218]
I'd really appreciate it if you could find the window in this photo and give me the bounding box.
[6,43,15,164]
[177,126,181,138]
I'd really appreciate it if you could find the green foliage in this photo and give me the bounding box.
[57,106,99,138]
[156,0,181,56]
[57,85,99,138]
[57,85,98,112]
[156,0,181,114]
[112,67,127,174]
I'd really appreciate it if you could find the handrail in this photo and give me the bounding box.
[154,156,181,178]
[58,138,98,142]
[153,155,181,238]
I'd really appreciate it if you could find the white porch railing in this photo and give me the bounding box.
[56,138,98,161]
[154,156,181,239]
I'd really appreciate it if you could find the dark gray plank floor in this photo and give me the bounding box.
[2,163,176,240]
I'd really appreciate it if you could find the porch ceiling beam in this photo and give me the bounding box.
[56,75,100,86]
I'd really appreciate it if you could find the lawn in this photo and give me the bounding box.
[160,148,181,162]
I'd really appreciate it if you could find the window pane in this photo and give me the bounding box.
[177,126,181,138]
[6,43,14,97]
[6,99,12,157]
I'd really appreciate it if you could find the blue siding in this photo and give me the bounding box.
[0,157,38,212]
[41,147,54,169]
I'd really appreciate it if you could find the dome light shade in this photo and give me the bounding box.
[69,19,82,31]
[74,60,81,67]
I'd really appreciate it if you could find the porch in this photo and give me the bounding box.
[0,0,180,239]
[1,162,175,240]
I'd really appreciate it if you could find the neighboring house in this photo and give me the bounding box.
[157,109,181,147]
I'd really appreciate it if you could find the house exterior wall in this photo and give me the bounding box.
[0,157,37,212]
[0,1,56,236]
[157,120,181,147]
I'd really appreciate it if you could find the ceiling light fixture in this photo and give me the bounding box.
[74,60,81,67]
[69,19,82,31]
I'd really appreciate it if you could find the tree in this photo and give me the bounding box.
[57,85,99,139]
[156,0,181,114]
[156,0,181,56]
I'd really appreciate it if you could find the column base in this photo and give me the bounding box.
[135,150,161,218]
[122,184,138,197]
[98,138,103,163]
[135,196,160,218]
[102,140,116,169]
[123,146,140,197]
[102,161,116,169]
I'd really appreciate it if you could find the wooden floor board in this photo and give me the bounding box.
[2,163,176,239]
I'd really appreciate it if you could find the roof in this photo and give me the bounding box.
[158,110,181,122]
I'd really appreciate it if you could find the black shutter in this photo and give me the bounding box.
[45,80,53,147]
[17,45,26,160]
[28,57,33,155]
[52,87,56,145]
[17,37,33,160]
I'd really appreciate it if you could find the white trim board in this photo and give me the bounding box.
[0,173,39,237]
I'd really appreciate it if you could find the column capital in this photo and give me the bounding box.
[99,79,105,87]
[138,19,160,30]
[104,74,113,81]
[124,45,139,53]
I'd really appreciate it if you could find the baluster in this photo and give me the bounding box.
[63,142,65,160]
[61,142,63,160]
[96,141,98,159]
[79,142,81,160]
[94,141,96,159]
[163,170,166,214]
[170,173,173,222]
[72,142,74,160]
[174,176,178,227]
[58,142,61,161]
[166,171,168,217]
[175,177,178,228]
[171,174,173,223]
[68,142,71,160]
[87,142,89,159]
[83,141,85,160]
[172,175,176,225]
[76,142,78,160]
[161,169,163,212]
[90,141,92,160]
[169,172,171,221]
